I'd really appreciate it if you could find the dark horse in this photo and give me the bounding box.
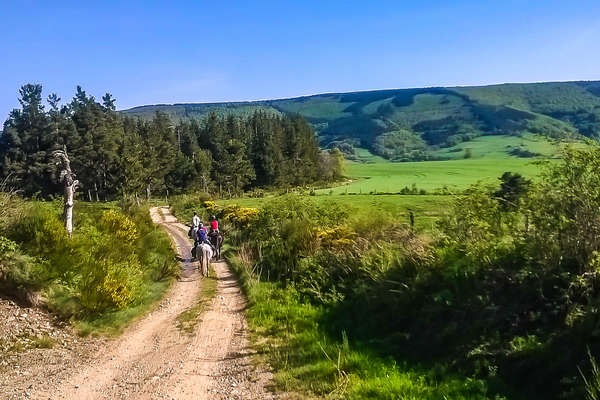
[208,231,223,260]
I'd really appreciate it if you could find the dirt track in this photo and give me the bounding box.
[28,206,275,400]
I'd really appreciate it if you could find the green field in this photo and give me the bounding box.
[217,135,567,229]
[432,133,563,160]
[209,134,579,234]
[314,134,576,195]
[319,157,539,194]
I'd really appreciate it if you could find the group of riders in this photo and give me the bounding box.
[190,212,221,258]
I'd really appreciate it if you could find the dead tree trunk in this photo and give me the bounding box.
[201,175,208,193]
[53,149,79,237]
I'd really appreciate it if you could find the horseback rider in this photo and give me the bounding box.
[192,222,213,258]
[197,222,219,255]
[209,215,219,233]
[196,223,210,246]
[208,215,219,239]
[208,215,221,258]
[188,212,201,240]
[192,212,201,228]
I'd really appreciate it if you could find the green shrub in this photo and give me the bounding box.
[169,193,212,223]
[0,235,19,253]
[0,234,44,308]
[136,228,179,281]
[7,204,67,258]
[0,235,42,291]
[69,224,142,312]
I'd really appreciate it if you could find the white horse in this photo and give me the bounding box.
[195,242,213,277]
[190,225,200,240]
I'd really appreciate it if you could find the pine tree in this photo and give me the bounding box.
[0,85,332,199]
[0,84,56,196]
[250,111,280,186]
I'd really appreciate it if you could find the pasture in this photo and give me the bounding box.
[214,135,577,232]
[322,158,539,194]
[320,134,577,195]
[431,133,563,160]
[217,137,566,230]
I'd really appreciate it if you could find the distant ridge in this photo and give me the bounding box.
[122,80,600,157]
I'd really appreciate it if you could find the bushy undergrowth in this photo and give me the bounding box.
[0,235,43,301]
[175,146,600,399]
[333,145,600,399]
[0,185,25,231]
[228,251,504,400]
[1,199,178,333]
[174,195,503,398]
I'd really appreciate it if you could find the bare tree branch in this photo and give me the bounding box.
[53,149,78,236]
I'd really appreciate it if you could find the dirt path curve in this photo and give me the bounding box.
[31,206,275,400]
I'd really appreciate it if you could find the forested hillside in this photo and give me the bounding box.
[123,81,600,161]
[0,84,343,199]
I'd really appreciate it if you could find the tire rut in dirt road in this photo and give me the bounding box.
[31,206,275,400]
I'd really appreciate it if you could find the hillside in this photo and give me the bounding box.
[122,81,600,160]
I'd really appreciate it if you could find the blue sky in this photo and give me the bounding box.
[2,0,599,121]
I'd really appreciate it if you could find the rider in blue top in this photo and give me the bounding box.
[198,224,209,244]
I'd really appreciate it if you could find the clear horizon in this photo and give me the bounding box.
[2,1,599,121]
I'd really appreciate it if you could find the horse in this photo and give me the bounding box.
[188,225,198,239]
[208,231,223,260]
[195,242,213,277]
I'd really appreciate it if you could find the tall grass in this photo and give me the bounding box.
[581,350,600,400]
[227,250,504,399]
[0,176,25,231]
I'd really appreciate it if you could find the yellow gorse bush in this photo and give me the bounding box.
[317,226,356,248]
[222,205,259,226]
[202,200,218,213]
[100,257,142,309]
[100,210,137,244]
[80,255,143,311]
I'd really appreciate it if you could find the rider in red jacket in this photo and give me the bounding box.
[210,215,218,232]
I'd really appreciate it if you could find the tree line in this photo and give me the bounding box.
[0,84,344,199]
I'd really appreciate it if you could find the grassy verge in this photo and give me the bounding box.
[176,266,218,335]
[226,248,503,400]
[74,279,172,336]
